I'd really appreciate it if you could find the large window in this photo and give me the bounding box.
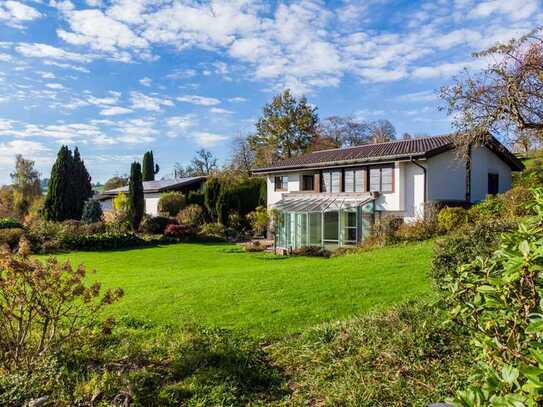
[301,175,314,191]
[274,176,287,191]
[488,173,499,195]
[341,210,357,244]
[323,211,339,241]
[369,166,394,192]
[322,171,341,192]
[344,168,367,192]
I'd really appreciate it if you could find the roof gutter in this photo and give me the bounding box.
[410,156,427,217]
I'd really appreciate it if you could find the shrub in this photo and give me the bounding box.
[373,215,403,243]
[394,218,437,242]
[437,207,469,233]
[199,222,225,239]
[0,228,24,250]
[81,199,103,224]
[0,218,23,230]
[291,245,331,258]
[186,190,205,206]
[247,206,269,237]
[141,216,176,234]
[0,245,123,371]
[244,240,266,252]
[61,232,146,251]
[164,224,197,240]
[498,185,535,218]
[158,192,186,217]
[177,204,203,225]
[112,191,129,212]
[431,219,516,292]
[467,194,503,222]
[445,188,543,405]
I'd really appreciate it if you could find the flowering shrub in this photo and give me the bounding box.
[0,241,123,371]
[141,216,176,234]
[158,192,186,217]
[199,223,225,239]
[164,224,197,240]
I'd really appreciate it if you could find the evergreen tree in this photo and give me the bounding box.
[142,151,159,181]
[43,146,73,221]
[127,162,144,231]
[81,199,103,224]
[72,147,93,219]
[43,146,93,221]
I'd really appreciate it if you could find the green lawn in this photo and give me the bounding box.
[53,241,434,336]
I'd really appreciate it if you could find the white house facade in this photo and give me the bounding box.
[97,177,206,217]
[253,135,523,251]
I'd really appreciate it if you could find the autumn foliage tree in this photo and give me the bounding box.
[441,28,543,151]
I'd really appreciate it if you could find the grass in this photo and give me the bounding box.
[53,240,434,337]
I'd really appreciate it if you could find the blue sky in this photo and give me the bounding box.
[0,0,541,184]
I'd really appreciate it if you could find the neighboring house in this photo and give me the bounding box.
[252,135,523,251]
[97,177,206,217]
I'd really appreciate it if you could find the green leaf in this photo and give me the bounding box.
[519,240,530,256]
[501,365,519,385]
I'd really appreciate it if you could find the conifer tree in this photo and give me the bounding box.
[128,162,144,231]
[142,151,159,181]
[73,147,93,219]
[43,146,72,221]
[43,146,93,221]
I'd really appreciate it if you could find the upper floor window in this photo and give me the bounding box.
[488,173,499,195]
[369,165,394,193]
[274,176,288,191]
[344,168,367,193]
[322,170,341,193]
[301,175,314,191]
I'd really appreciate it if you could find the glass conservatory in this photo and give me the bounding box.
[273,197,375,251]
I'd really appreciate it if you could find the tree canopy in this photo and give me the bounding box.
[142,151,159,181]
[127,161,144,231]
[249,89,319,166]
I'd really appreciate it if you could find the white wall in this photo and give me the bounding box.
[426,149,467,202]
[144,192,161,216]
[470,145,512,202]
[100,199,113,212]
[402,161,426,220]
[374,162,402,212]
[267,172,302,208]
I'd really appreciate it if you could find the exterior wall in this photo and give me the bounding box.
[266,172,303,208]
[470,145,512,202]
[374,162,402,212]
[402,161,426,221]
[100,198,113,212]
[426,149,467,202]
[144,192,161,216]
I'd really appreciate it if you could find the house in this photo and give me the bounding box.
[97,177,206,217]
[252,135,523,251]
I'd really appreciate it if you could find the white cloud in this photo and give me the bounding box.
[471,0,538,21]
[0,53,12,62]
[396,90,439,103]
[0,1,42,28]
[177,95,220,106]
[16,43,91,63]
[130,91,174,111]
[411,59,487,79]
[210,107,233,114]
[228,97,247,103]
[0,140,50,166]
[46,83,64,89]
[193,132,228,147]
[166,114,195,137]
[100,106,132,116]
[139,77,152,86]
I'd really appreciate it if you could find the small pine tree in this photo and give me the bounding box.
[142,151,159,182]
[81,199,103,224]
[204,177,222,222]
[128,162,144,231]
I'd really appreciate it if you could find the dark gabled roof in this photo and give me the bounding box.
[97,176,206,200]
[252,134,524,173]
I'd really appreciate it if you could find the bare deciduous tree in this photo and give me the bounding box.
[441,28,543,151]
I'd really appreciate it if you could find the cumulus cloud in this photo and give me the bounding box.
[193,132,228,147]
[0,140,50,165]
[130,92,174,111]
[139,77,152,86]
[100,106,133,116]
[16,43,91,63]
[166,114,195,137]
[0,1,42,28]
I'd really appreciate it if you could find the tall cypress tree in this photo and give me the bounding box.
[43,146,93,221]
[142,151,159,181]
[73,147,93,219]
[43,146,73,221]
[128,162,144,231]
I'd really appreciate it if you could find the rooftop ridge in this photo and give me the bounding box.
[310,134,454,154]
